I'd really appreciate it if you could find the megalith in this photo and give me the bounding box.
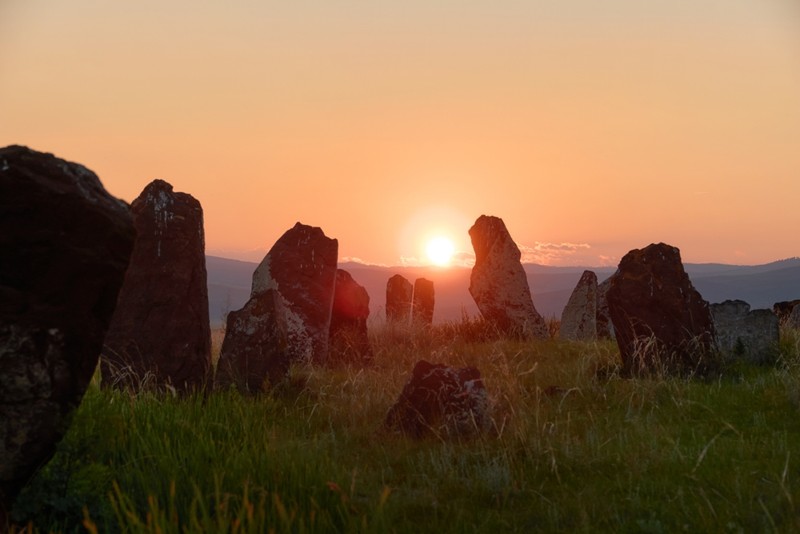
[607,243,717,376]
[710,300,779,365]
[596,275,615,340]
[386,274,413,324]
[560,270,598,341]
[468,215,547,339]
[329,269,373,365]
[0,146,134,522]
[384,360,490,439]
[412,278,435,327]
[773,300,800,325]
[102,179,211,393]
[215,223,338,392]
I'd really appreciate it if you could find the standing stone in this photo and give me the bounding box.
[329,269,373,365]
[0,146,134,522]
[560,270,598,341]
[607,243,717,376]
[596,275,616,340]
[215,223,338,392]
[790,305,800,329]
[101,179,211,393]
[412,278,435,327]
[710,300,779,365]
[773,300,800,325]
[468,215,547,339]
[386,274,413,324]
[384,360,490,439]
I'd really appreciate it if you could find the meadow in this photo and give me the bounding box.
[10,321,800,533]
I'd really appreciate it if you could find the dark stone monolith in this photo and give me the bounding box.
[468,215,547,339]
[0,146,134,522]
[386,274,413,324]
[607,243,717,376]
[412,278,435,327]
[101,179,211,393]
[596,275,615,340]
[329,269,373,365]
[384,360,490,439]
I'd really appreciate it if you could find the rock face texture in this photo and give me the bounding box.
[596,276,615,340]
[0,146,134,521]
[560,270,598,341]
[329,269,373,365]
[468,215,547,339]
[384,360,490,439]
[791,306,800,330]
[412,278,435,327]
[215,223,338,392]
[773,300,800,325]
[606,243,717,376]
[101,179,211,393]
[710,300,779,365]
[386,274,413,324]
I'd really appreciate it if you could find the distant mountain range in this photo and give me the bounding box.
[206,256,800,327]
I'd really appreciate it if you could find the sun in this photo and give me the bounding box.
[426,236,455,267]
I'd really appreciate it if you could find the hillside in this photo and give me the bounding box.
[206,256,800,327]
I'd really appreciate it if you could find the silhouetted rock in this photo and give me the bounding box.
[412,278,435,327]
[102,179,211,393]
[607,243,717,376]
[215,223,338,392]
[0,146,134,521]
[791,306,800,329]
[386,274,413,324]
[329,269,373,365]
[560,270,598,341]
[215,289,291,392]
[711,300,779,365]
[772,300,800,328]
[251,222,338,364]
[468,215,547,339]
[384,360,490,439]
[596,275,615,339]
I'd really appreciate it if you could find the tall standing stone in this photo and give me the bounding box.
[0,146,134,522]
[386,274,413,324]
[412,278,435,327]
[607,243,717,376]
[710,300,779,365]
[329,269,373,365]
[773,300,800,325]
[560,270,598,341]
[468,215,547,339]
[101,179,211,393]
[596,275,616,340]
[215,223,338,392]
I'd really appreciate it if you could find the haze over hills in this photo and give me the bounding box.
[206,256,800,328]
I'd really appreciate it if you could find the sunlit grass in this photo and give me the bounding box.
[11,323,800,533]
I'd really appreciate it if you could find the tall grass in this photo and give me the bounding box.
[10,321,800,532]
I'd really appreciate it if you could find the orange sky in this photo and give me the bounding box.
[2,1,799,267]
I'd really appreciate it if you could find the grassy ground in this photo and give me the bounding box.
[10,323,800,533]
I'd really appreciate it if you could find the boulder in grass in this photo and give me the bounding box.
[468,215,547,339]
[711,300,779,365]
[384,360,490,439]
[386,274,413,325]
[412,278,435,327]
[560,270,598,341]
[329,269,373,365]
[607,243,717,377]
[0,146,134,522]
[102,179,212,393]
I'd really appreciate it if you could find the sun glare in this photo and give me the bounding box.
[426,236,455,267]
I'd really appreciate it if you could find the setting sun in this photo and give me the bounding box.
[426,236,455,266]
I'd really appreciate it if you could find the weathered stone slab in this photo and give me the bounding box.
[710,300,779,365]
[607,243,717,376]
[0,146,134,521]
[215,223,338,392]
[560,270,598,341]
[102,179,211,393]
[329,269,373,365]
[384,360,490,439]
[773,300,800,325]
[596,275,616,340]
[386,274,413,324]
[412,278,435,327]
[468,215,547,339]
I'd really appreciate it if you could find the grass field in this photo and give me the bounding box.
[10,322,800,533]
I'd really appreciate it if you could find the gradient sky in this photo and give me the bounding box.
[2,1,799,267]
